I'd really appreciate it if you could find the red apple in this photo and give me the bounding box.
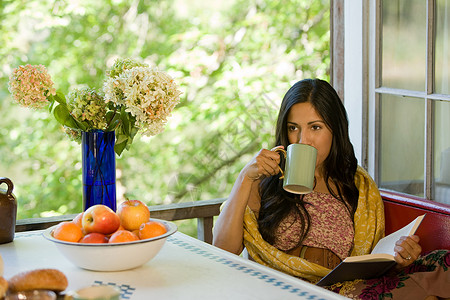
[82,205,121,235]
[116,200,150,231]
[72,212,84,229]
[79,232,109,243]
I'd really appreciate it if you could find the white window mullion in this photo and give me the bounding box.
[373,0,382,184]
[425,99,434,199]
[425,0,436,199]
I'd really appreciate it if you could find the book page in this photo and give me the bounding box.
[344,253,394,263]
[371,214,426,256]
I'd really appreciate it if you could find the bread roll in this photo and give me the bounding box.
[0,276,7,298]
[8,268,68,293]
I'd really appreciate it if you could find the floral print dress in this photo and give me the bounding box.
[273,191,354,261]
[272,192,450,299]
[331,249,450,299]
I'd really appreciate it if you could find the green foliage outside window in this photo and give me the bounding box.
[0,0,330,225]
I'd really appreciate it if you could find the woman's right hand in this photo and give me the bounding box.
[244,146,284,181]
[213,147,284,254]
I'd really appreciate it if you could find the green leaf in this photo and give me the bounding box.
[73,119,89,132]
[115,133,128,144]
[117,109,128,135]
[53,105,79,129]
[54,91,67,104]
[48,98,56,114]
[114,140,127,156]
[105,111,120,131]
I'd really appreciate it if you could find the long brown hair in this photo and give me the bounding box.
[257,79,359,246]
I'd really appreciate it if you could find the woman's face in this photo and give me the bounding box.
[286,102,333,175]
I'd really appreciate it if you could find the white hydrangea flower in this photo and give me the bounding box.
[104,66,181,137]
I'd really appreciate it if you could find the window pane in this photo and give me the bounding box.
[0,1,331,219]
[379,94,424,196]
[381,0,426,91]
[435,0,450,94]
[434,101,450,205]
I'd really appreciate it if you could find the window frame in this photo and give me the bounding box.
[331,0,345,100]
[364,0,450,202]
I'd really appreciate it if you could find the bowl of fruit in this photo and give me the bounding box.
[43,200,177,272]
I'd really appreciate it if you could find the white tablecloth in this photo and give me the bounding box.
[0,230,346,299]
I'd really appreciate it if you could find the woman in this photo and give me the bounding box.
[213,79,450,299]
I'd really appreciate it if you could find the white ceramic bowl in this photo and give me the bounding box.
[43,218,177,272]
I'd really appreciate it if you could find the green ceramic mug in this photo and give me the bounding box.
[274,144,317,194]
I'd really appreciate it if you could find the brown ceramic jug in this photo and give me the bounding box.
[0,177,17,244]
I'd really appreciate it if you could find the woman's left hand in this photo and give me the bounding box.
[393,235,421,268]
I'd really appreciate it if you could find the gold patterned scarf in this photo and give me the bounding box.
[243,166,385,283]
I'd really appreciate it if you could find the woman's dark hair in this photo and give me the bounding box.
[257,79,359,247]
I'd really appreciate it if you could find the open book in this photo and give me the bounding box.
[316,214,426,287]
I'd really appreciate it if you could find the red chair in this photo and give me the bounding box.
[382,191,450,254]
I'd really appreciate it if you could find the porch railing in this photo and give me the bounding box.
[16,198,226,244]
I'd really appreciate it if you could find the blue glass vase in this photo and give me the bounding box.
[82,130,116,211]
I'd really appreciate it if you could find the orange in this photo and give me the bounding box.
[108,230,139,243]
[107,224,125,238]
[53,221,83,242]
[138,221,167,240]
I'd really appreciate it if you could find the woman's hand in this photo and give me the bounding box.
[244,146,284,181]
[213,147,284,254]
[393,235,421,268]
